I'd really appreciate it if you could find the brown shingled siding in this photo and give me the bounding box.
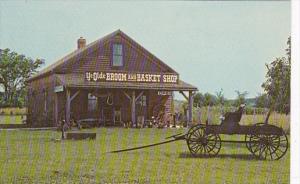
[147,91,171,119]
[59,33,166,74]
[27,75,57,127]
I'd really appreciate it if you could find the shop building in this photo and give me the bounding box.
[27,30,197,127]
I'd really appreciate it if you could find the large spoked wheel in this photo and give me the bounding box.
[186,124,202,137]
[186,124,221,157]
[245,123,265,153]
[247,124,288,160]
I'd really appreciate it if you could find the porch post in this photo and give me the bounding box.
[54,93,58,126]
[188,91,194,127]
[131,90,136,127]
[70,90,80,102]
[65,88,71,126]
[179,91,188,101]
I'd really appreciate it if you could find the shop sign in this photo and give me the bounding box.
[85,71,178,84]
[157,91,172,96]
[54,85,64,93]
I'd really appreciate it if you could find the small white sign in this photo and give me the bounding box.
[158,91,172,96]
[54,85,64,93]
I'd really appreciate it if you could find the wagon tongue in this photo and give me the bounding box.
[108,133,186,153]
[164,133,185,139]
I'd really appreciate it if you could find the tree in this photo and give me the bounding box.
[286,36,291,63]
[203,92,216,106]
[261,37,291,114]
[0,48,44,107]
[215,89,225,105]
[234,90,248,106]
[255,93,270,108]
[193,92,218,107]
[193,92,204,107]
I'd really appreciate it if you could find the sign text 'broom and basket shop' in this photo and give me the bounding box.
[85,71,178,83]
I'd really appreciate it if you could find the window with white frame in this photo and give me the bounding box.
[88,93,97,112]
[112,44,123,66]
[138,95,147,107]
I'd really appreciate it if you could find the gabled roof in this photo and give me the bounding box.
[28,30,178,82]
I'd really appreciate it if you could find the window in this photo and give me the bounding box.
[138,95,147,107]
[112,44,123,66]
[88,93,97,112]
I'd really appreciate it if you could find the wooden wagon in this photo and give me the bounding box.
[185,105,288,160]
[111,105,288,160]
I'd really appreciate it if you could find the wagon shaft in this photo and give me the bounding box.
[109,133,186,153]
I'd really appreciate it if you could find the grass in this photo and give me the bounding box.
[0,115,24,124]
[0,128,289,183]
[0,106,289,132]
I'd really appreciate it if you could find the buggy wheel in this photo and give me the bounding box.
[245,123,265,153]
[186,124,202,138]
[245,133,253,153]
[186,124,221,157]
[248,124,288,160]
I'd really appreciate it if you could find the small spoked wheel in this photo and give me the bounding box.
[245,134,253,153]
[186,124,221,157]
[246,124,288,160]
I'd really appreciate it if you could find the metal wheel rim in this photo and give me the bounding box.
[245,123,265,154]
[187,125,221,157]
[248,124,288,160]
[245,134,253,153]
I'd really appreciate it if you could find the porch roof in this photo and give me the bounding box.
[56,74,198,91]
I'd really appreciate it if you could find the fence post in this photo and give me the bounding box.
[253,108,256,124]
[286,114,290,132]
[219,105,224,124]
[274,110,278,124]
[207,105,211,125]
[220,105,224,116]
[263,108,267,121]
[197,106,202,124]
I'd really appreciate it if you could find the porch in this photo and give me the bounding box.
[54,73,197,127]
[55,88,196,128]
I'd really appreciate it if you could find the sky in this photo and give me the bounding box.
[0,1,291,99]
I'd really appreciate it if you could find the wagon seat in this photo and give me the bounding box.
[219,104,246,133]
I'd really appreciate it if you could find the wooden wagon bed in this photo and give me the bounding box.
[205,124,284,135]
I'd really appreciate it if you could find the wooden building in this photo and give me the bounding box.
[26,30,197,127]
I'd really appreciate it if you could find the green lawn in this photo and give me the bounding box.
[0,115,24,124]
[0,128,289,183]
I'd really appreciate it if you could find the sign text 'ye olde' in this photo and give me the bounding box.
[85,72,178,84]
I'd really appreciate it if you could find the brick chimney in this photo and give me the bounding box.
[77,37,86,49]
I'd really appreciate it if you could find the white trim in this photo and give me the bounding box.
[291,1,300,183]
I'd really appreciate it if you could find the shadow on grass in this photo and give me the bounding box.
[179,152,257,160]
